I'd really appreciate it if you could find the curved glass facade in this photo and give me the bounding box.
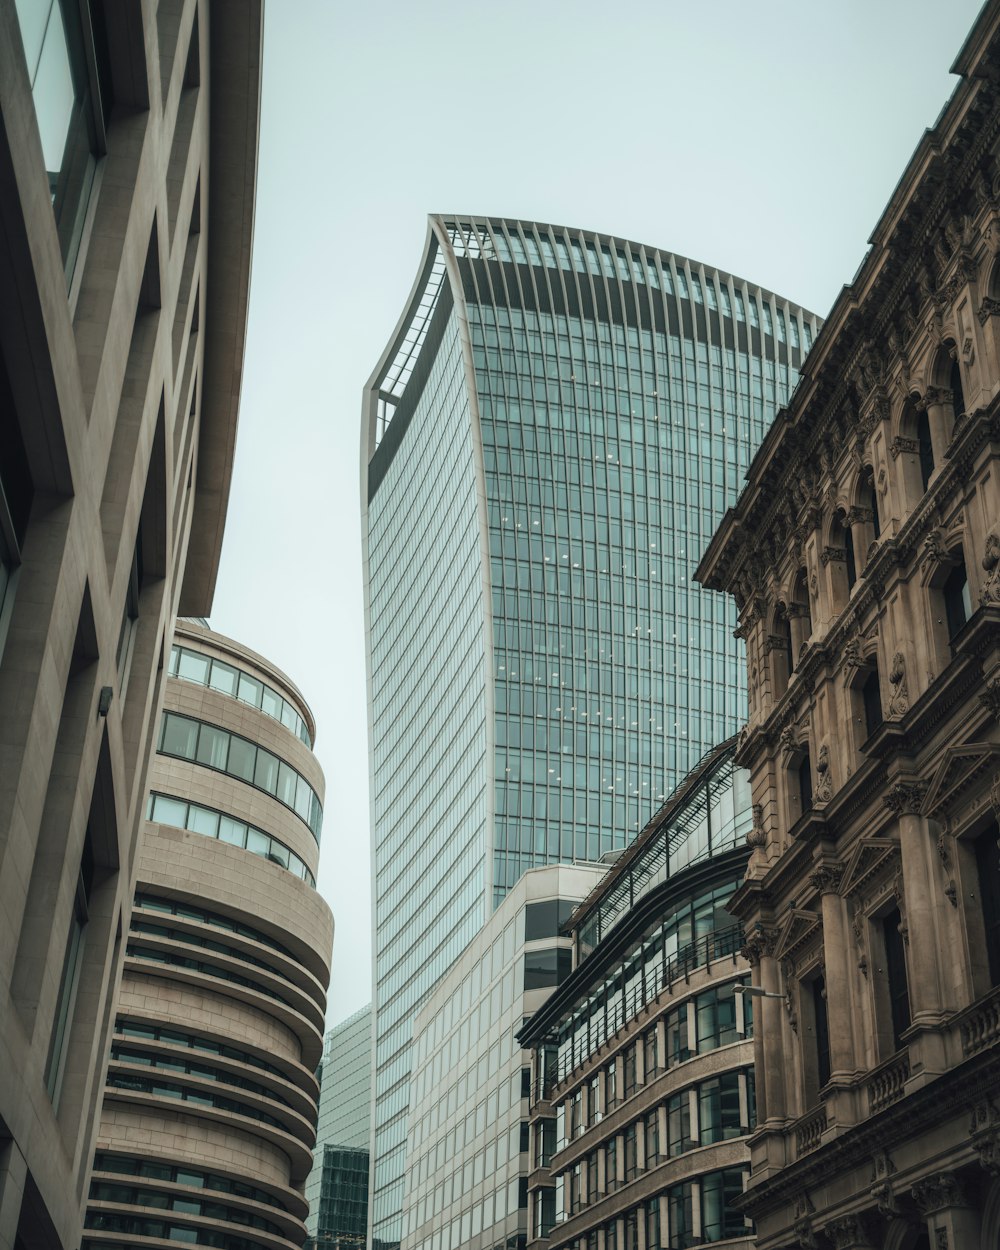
[363,217,819,1249]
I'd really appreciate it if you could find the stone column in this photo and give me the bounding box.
[0,1140,26,1250]
[883,782,947,1027]
[920,386,954,467]
[743,925,785,1124]
[810,865,855,1078]
[911,1171,981,1248]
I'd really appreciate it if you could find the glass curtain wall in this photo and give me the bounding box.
[363,216,819,1250]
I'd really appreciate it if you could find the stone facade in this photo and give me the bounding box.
[695,4,1000,1246]
[0,4,260,1249]
[520,743,756,1250]
[85,621,333,1248]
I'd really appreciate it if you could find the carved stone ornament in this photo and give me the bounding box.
[870,1148,898,1216]
[825,1213,877,1249]
[978,296,1000,325]
[910,1171,973,1216]
[843,637,866,668]
[809,862,843,894]
[847,505,874,527]
[924,527,950,562]
[821,545,847,566]
[792,1191,817,1250]
[970,1097,1000,1176]
[815,743,833,803]
[921,385,954,410]
[980,676,1000,722]
[890,435,919,459]
[883,781,928,817]
[888,651,909,717]
[980,531,1000,607]
[991,771,1000,819]
[877,467,888,497]
[746,804,767,849]
[810,570,819,599]
[740,923,779,966]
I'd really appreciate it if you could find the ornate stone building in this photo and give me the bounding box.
[696,4,1000,1247]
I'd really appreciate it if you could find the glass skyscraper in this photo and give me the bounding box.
[361,216,819,1249]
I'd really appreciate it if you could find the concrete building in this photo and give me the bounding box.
[520,741,755,1250]
[695,4,1000,1246]
[0,3,260,1249]
[306,1005,373,1250]
[85,620,333,1248]
[362,215,821,1249]
[402,865,605,1250]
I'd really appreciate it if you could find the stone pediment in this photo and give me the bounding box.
[923,743,1000,819]
[840,837,899,899]
[775,908,821,964]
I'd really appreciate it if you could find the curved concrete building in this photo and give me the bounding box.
[83,620,333,1250]
[362,216,820,1247]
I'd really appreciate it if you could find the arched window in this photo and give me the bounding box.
[943,559,972,642]
[916,410,934,492]
[862,669,882,739]
[780,605,794,676]
[950,357,965,420]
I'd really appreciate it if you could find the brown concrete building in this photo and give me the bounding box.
[520,742,756,1250]
[0,3,261,1249]
[695,4,1000,1247]
[84,620,333,1250]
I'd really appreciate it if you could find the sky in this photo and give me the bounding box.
[207,0,986,1030]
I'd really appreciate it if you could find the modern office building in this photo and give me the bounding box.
[306,1004,373,1250]
[403,864,605,1250]
[0,4,260,1249]
[520,741,755,1250]
[695,4,1000,1245]
[361,215,820,1247]
[84,619,333,1249]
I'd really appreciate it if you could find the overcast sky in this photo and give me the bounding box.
[207,0,985,1029]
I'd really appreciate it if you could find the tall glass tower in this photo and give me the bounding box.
[361,216,819,1249]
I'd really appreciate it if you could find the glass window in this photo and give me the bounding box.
[160,713,198,759]
[150,795,188,828]
[226,736,256,782]
[254,749,280,794]
[177,650,210,684]
[195,724,229,771]
[186,804,219,839]
[524,898,576,940]
[700,1169,747,1242]
[238,673,263,708]
[208,660,238,696]
[523,948,572,990]
[218,817,246,848]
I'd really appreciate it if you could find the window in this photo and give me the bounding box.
[534,1118,556,1168]
[524,898,577,940]
[865,467,880,540]
[606,1136,618,1193]
[568,1088,582,1139]
[882,908,911,1049]
[698,1072,743,1143]
[523,947,572,990]
[534,1188,556,1238]
[812,976,831,1090]
[644,1109,660,1165]
[586,1151,598,1204]
[862,669,883,739]
[666,1181,693,1250]
[943,560,972,642]
[950,357,965,419]
[695,983,739,1052]
[587,1074,600,1125]
[605,1060,618,1109]
[157,712,323,841]
[623,1042,638,1097]
[645,1199,660,1250]
[700,1169,748,1243]
[624,1124,638,1180]
[643,1027,658,1079]
[976,826,1000,988]
[667,1092,692,1156]
[666,1004,690,1064]
[624,1210,638,1250]
[798,754,813,815]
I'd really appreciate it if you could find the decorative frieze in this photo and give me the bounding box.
[969,1098,1000,1176]
[977,295,1000,324]
[821,546,847,566]
[979,677,1000,721]
[740,923,779,966]
[808,862,843,894]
